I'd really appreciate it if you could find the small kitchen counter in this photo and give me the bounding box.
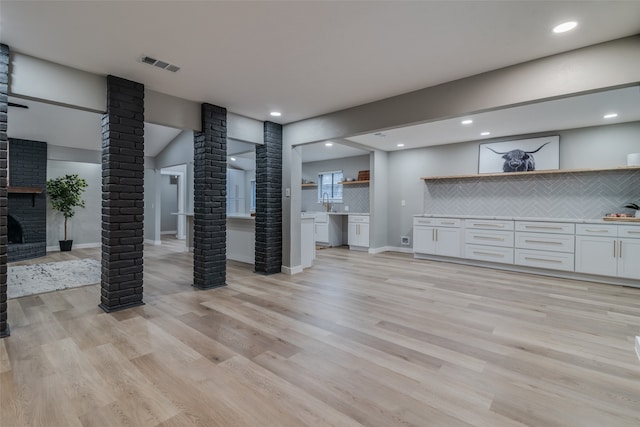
[413,214,638,224]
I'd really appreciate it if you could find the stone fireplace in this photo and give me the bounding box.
[8,138,47,262]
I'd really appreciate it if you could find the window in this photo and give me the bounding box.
[318,170,343,202]
[250,179,256,212]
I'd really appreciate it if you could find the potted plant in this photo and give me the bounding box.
[624,202,640,218]
[46,173,88,251]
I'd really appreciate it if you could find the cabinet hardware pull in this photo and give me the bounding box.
[626,231,640,234]
[524,257,562,263]
[435,228,438,242]
[524,240,562,245]
[473,223,504,227]
[586,229,608,233]
[473,251,503,257]
[613,240,616,258]
[619,240,622,258]
[432,229,435,241]
[474,236,504,241]
[525,225,562,230]
[441,221,456,225]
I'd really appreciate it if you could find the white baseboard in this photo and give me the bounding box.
[368,246,413,254]
[160,230,177,235]
[176,234,186,240]
[281,264,303,275]
[635,336,640,363]
[228,255,254,264]
[46,242,101,252]
[145,239,162,246]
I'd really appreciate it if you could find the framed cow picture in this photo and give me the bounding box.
[478,136,559,174]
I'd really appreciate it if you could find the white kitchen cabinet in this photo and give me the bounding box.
[348,215,370,250]
[413,217,461,257]
[514,221,575,272]
[575,224,640,279]
[463,219,514,264]
[315,222,329,244]
[314,213,344,247]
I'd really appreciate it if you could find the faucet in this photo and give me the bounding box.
[322,192,331,212]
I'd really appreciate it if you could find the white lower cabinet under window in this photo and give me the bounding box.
[348,215,369,250]
[413,217,461,257]
[575,224,640,279]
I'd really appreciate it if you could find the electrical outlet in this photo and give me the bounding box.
[401,236,410,245]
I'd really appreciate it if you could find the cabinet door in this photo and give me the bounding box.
[575,236,617,276]
[316,222,329,243]
[413,226,436,254]
[435,227,460,257]
[618,238,640,279]
[359,223,370,248]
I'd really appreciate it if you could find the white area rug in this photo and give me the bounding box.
[8,259,101,299]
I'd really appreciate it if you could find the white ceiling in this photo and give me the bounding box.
[7,97,182,157]
[299,141,369,163]
[347,86,640,151]
[2,1,639,124]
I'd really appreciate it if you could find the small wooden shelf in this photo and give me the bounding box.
[339,180,370,185]
[301,183,317,188]
[421,165,640,181]
[8,186,44,194]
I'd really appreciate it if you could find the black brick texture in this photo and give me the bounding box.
[255,122,282,275]
[193,103,227,289]
[1,43,10,337]
[99,75,145,313]
[8,138,47,262]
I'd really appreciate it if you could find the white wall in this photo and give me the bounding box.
[386,121,640,249]
[46,160,101,248]
[160,175,178,233]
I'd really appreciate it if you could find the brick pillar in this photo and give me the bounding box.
[255,121,282,275]
[193,103,227,289]
[0,44,9,337]
[99,75,145,312]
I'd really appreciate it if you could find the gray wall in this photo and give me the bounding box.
[386,121,640,249]
[46,160,101,248]
[301,154,370,213]
[160,174,178,233]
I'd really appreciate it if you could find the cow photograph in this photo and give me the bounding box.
[478,136,559,174]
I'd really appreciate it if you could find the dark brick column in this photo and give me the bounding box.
[0,44,9,337]
[99,75,145,312]
[193,103,227,289]
[255,122,282,275]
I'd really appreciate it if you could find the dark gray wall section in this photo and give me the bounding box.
[100,75,145,312]
[0,43,9,337]
[255,121,282,275]
[193,103,227,289]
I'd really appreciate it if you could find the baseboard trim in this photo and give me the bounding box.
[144,239,162,246]
[635,336,640,362]
[46,242,100,252]
[281,265,303,275]
[228,255,254,265]
[369,246,413,254]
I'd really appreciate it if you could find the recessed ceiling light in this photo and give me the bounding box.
[603,113,618,119]
[553,21,578,33]
[461,119,473,125]
[230,157,236,161]
[270,111,281,117]
[480,131,491,136]
[397,143,405,147]
[325,142,333,147]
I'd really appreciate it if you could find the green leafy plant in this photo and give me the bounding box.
[46,174,88,241]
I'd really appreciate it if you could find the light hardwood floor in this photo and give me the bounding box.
[1,241,639,426]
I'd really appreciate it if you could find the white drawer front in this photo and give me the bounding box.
[465,219,514,231]
[515,249,574,271]
[465,229,514,247]
[315,213,328,223]
[618,225,640,239]
[349,215,369,224]
[414,217,436,226]
[515,221,574,234]
[465,245,514,264]
[434,218,461,227]
[575,224,618,237]
[515,232,575,253]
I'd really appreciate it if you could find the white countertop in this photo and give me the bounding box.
[413,214,640,224]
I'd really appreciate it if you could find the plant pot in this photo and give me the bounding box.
[59,240,73,251]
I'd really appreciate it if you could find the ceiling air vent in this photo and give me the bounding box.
[139,55,181,73]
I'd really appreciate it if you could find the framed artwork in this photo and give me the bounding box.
[478,136,559,174]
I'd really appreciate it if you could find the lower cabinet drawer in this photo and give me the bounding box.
[515,249,574,271]
[515,232,575,253]
[465,245,514,264]
[465,229,514,247]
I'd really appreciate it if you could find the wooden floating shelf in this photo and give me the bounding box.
[421,165,640,181]
[339,180,370,185]
[301,183,317,188]
[8,186,44,194]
